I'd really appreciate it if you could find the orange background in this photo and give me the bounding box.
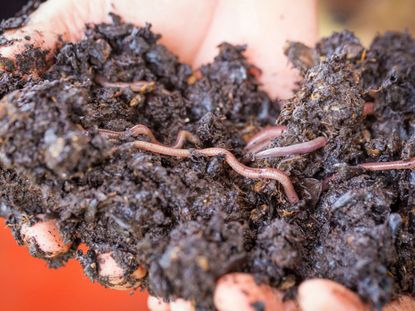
[0,219,149,311]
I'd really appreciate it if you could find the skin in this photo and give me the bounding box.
[97,252,147,290]
[1,0,413,310]
[20,216,71,257]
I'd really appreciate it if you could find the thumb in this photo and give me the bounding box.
[0,0,110,72]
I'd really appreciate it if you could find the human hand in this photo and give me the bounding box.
[0,0,317,99]
[16,218,415,311]
[2,0,413,310]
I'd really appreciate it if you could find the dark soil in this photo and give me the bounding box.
[1,14,415,310]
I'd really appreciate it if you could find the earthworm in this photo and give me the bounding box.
[363,102,375,117]
[244,125,287,153]
[358,157,415,171]
[254,136,327,159]
[127,141,299,203]
[99,124,201,149]
[95,75,155,93]
[103,125,299,202]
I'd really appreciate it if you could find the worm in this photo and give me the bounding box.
[254,136,327,159]
[358,157,415,171]
[126,141,299,204]
[244,125,287,153]
[99,124,201,149]
[102,125,299,203]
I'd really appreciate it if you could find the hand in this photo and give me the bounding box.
[16,219,415,311]
[2,0,412,310]
[1,0,317,99]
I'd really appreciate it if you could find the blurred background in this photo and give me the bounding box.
[319,0,415,45]
[1,0,415,310]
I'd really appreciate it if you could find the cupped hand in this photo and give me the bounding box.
[2,0,412,310]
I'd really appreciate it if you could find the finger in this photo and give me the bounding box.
[96,252,147,290]
[20,216,71,258]
[298,279,368,311]
[214,273,284,311]
[148,296,170,311]
[194,0,318,99]
[170,299,194,311]
[110,0,218,64]
[0,0,111,69]
[382,296,415,311]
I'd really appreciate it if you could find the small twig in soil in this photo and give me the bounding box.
[254,136,327,159]
[0,95,11,119]
[245,125,287,154]
[99,124,200,148]
[358,157,415,171]
[95,75,156,93]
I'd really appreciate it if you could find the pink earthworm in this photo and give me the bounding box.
[245,125,287,153]
[99,124,200,149]
[358,157,415,171]
[125,140,299,204]
[254,136,328,159]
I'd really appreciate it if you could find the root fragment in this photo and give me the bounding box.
[95,75,155,93]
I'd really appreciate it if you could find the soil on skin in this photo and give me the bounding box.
[0,14,415,310]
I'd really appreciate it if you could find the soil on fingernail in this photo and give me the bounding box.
[1,13,415,310]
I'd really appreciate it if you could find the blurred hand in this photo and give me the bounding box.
[3,0,412,310]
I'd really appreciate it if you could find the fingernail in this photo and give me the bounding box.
[214,273,285,311]
[170,299,194,311]
[382,296,415,311]
[20,217,71,258]
[298,279,368,311]
[97,252,147,290]
[147,296,170,311]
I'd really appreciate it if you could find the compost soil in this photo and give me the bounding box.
[1,14,415,310]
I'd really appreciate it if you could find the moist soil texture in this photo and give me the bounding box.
[1,14,415,310]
